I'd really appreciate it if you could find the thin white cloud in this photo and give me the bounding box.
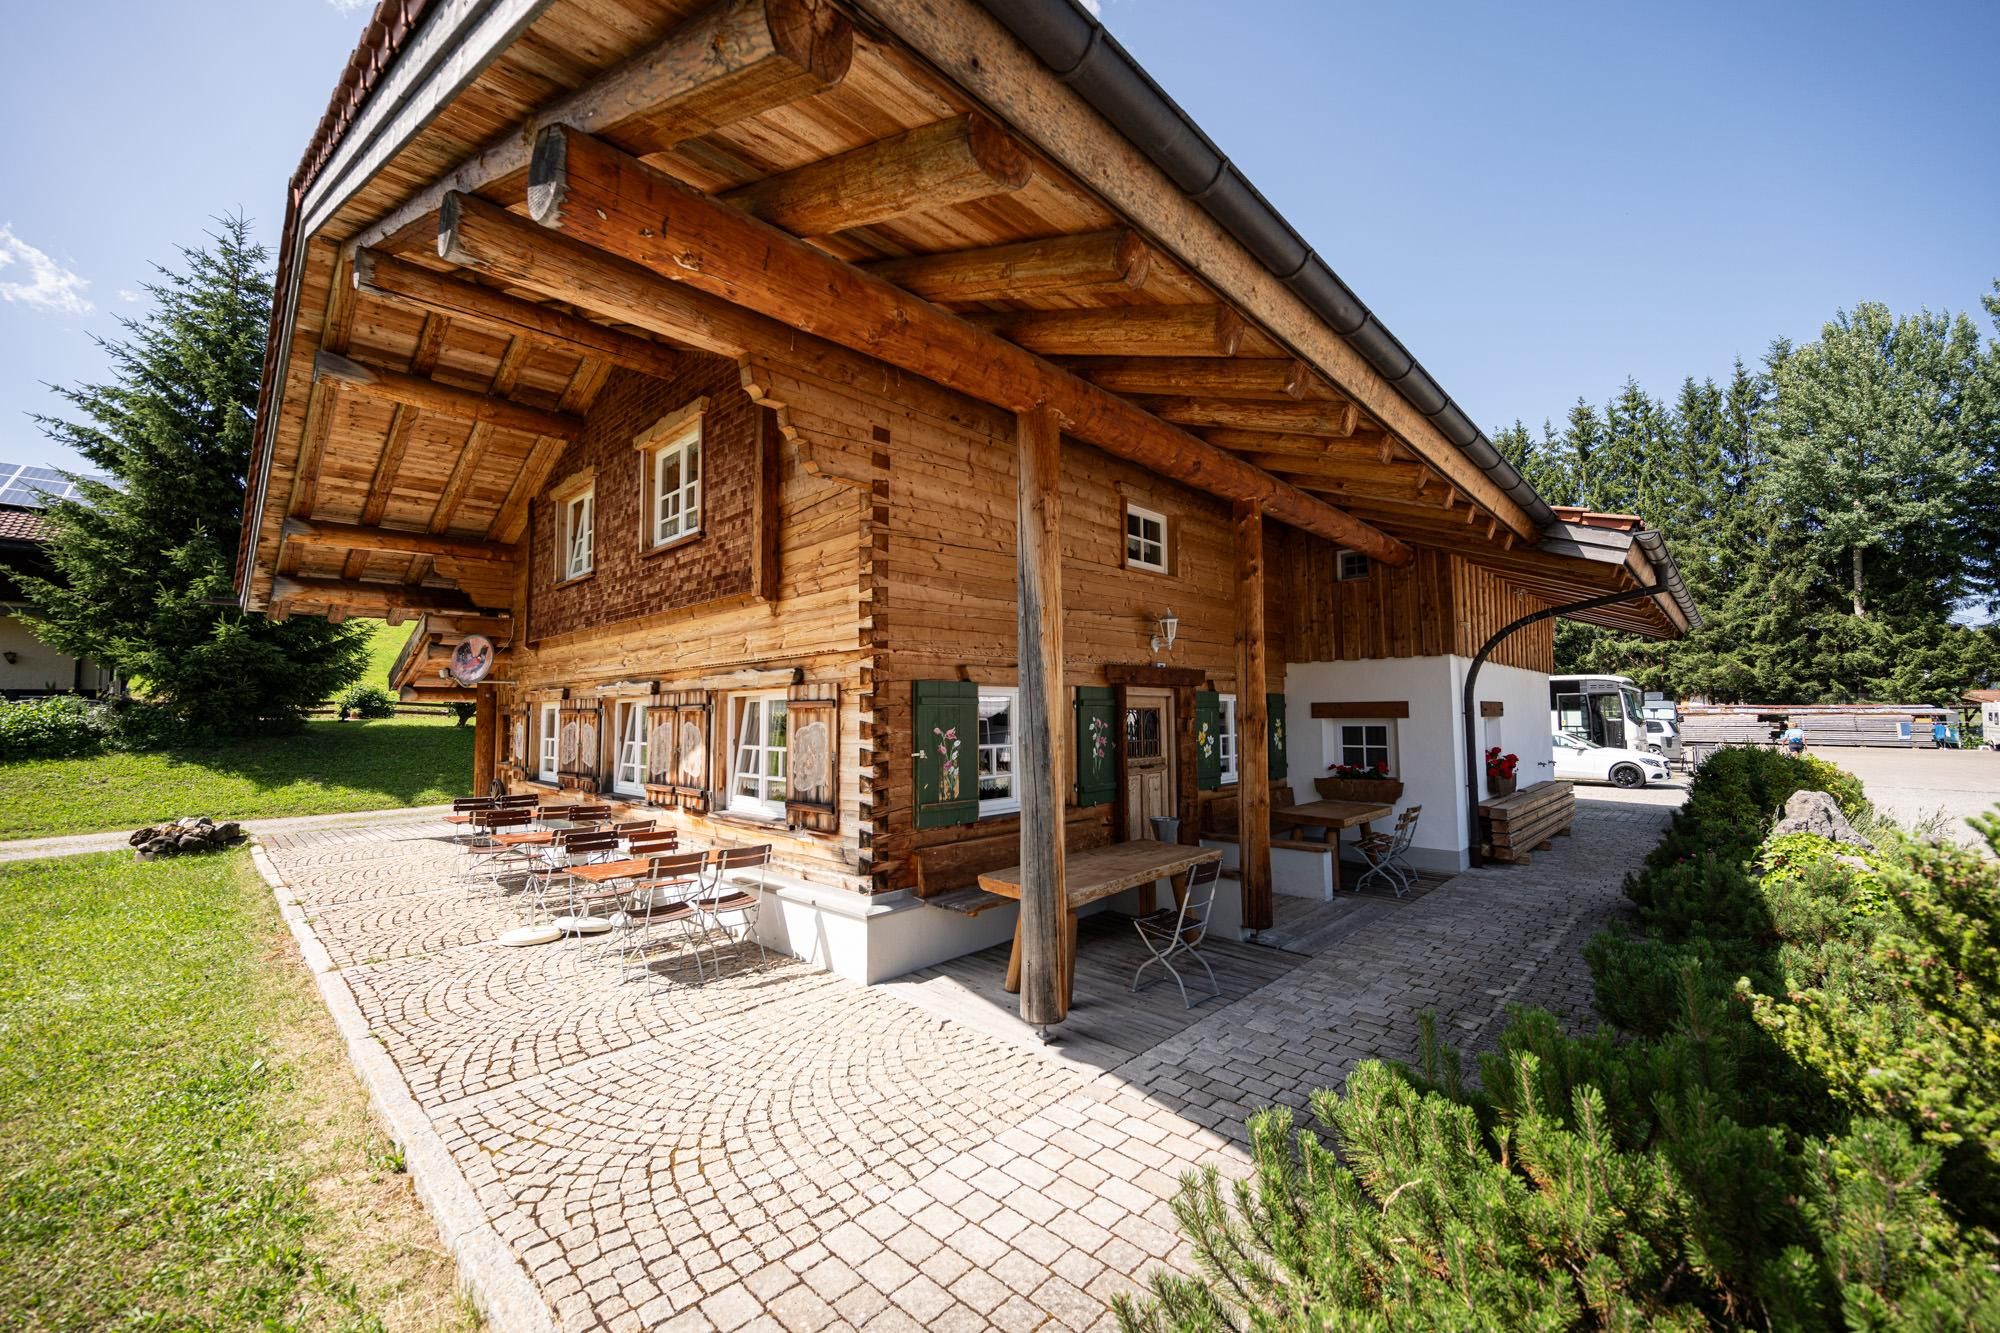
[326,0,371,12]
[0,225,93,316]
[118,288,142,303]
[1080,0,1102,13]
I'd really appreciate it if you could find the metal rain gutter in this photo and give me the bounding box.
[972,0,1557,532]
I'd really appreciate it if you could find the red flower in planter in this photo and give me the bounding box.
[1328,760,1392,780]
[1485,747,1520,781]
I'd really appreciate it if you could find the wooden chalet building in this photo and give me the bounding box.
[236,0,1699,1017]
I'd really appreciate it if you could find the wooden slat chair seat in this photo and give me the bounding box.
[565,831,683,915]
[1355,805,1422,897]
[698,845,772,966]
[615,850,714,985]
[539,828,624,917]
[1130,858,1223,1009]
[462,808,540,891]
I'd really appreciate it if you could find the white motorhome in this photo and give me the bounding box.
[1550,674,1648,752]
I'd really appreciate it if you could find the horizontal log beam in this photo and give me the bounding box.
[862,230,1149,302]
[1151,397,1359,436]
[1070,356,1308,400]
[283,517,513,563]
[1203,428,1393,460]
[354,250,681,379]
[715,113,1031,236]
[352,0,854,254]
[966,305,1243,358]
[515,126,1409,564]
[313,350,585,440]
[271,575,502,616]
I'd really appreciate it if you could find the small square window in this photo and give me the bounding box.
[1125,504,1168,573]
[561,490,594,580]
[1337,549,1371,581]
[1336,721,1395,776]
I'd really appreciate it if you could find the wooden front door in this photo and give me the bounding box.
[1123,689,1175,840]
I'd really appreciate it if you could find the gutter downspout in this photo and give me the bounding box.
[1461,584,1665,867]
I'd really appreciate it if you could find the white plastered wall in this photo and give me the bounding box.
[1282,656,1556,874]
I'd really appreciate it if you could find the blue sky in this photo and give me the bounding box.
[2,0,1995,473]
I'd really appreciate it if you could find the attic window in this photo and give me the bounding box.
[1125,503,1168,573]
[1337,550,1371,581]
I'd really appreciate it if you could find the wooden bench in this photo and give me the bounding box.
[912,837,1021,917]
[1478,781,1576,864]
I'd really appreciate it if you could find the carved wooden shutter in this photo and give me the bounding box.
[1195,691,1223,791]
[559,700,603,792]
[503,705,530,779]
[672,693,712,812]
[643,698,678,806]
[1072,686,1118,808]
[785,686,839,832]
[1267,692,1288,782]
[913,680,977,829]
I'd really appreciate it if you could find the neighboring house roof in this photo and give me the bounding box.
[1965,689,2000,704]
[0,461,111,510]
[0,508,48,545]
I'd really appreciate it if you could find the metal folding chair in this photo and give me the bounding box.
[610,818,658,840]
[1131,859,1223,1009]
[695,845,772,968]
[1355,805,1422,897]
[462,807,538,891]
[614,850,712,984]
[538,828,623,922]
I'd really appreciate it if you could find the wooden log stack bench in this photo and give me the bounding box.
[1478,780,1576,865]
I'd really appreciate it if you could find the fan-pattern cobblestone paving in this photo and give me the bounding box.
[260,787,1678,1332]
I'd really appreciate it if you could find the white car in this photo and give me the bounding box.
[1643,717,1682,762]
[1551,731,1671,788]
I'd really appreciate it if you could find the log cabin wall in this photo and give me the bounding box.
[496,350,873,894]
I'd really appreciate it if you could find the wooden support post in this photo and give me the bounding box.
[1015,405,1067,1029]
[473,686,498,794]
[1234,500,1274,932]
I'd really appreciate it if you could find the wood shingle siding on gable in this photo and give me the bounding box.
[527,360,759,639]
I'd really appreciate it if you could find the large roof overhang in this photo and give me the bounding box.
[235,0,1696,645]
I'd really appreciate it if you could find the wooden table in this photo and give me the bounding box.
[979,839,1223,1009]
[1272,799,1393,892]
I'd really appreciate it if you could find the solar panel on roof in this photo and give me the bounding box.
[0,462,114,508]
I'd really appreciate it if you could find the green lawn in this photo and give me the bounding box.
[0,850,475,1330]
[0,714,475,839]
[356,619,417,690]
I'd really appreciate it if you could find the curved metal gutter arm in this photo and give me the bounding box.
[1460,583,1666,868]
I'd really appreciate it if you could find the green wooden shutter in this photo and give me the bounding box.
[913,681,978,829]
[1195,691,1222,790]
[1267,692,1289,781]
[1073,686,1118,807]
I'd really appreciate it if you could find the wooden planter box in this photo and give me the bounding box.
[1315,777,1405,804]
[1489,774,1517,797]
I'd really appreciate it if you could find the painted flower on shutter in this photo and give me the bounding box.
[1198,721,1214,759]
[932,725,962,801]
[1089,715,1109,768]
[1273,718,1285,750]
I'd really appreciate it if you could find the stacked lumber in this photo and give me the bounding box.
[1679,713,1782,746]
[1797,712,1914,748]
[1479,780,1576,865]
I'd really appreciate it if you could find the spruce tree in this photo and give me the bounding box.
[20,216,365,732]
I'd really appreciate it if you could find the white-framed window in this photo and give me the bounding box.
[1336,720,1397,776]
[537,702,561,782]
[612,700,649,796]
[1125,503,1168,573]
[977,688,1018,816]
[647,425,702,548]
[561,489,594,580]
[728,692,789,818]
[1337,549,1371,581]
[1218,694,1239,785]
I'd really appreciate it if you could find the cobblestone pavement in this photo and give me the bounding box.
[259,786,1680,1332]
